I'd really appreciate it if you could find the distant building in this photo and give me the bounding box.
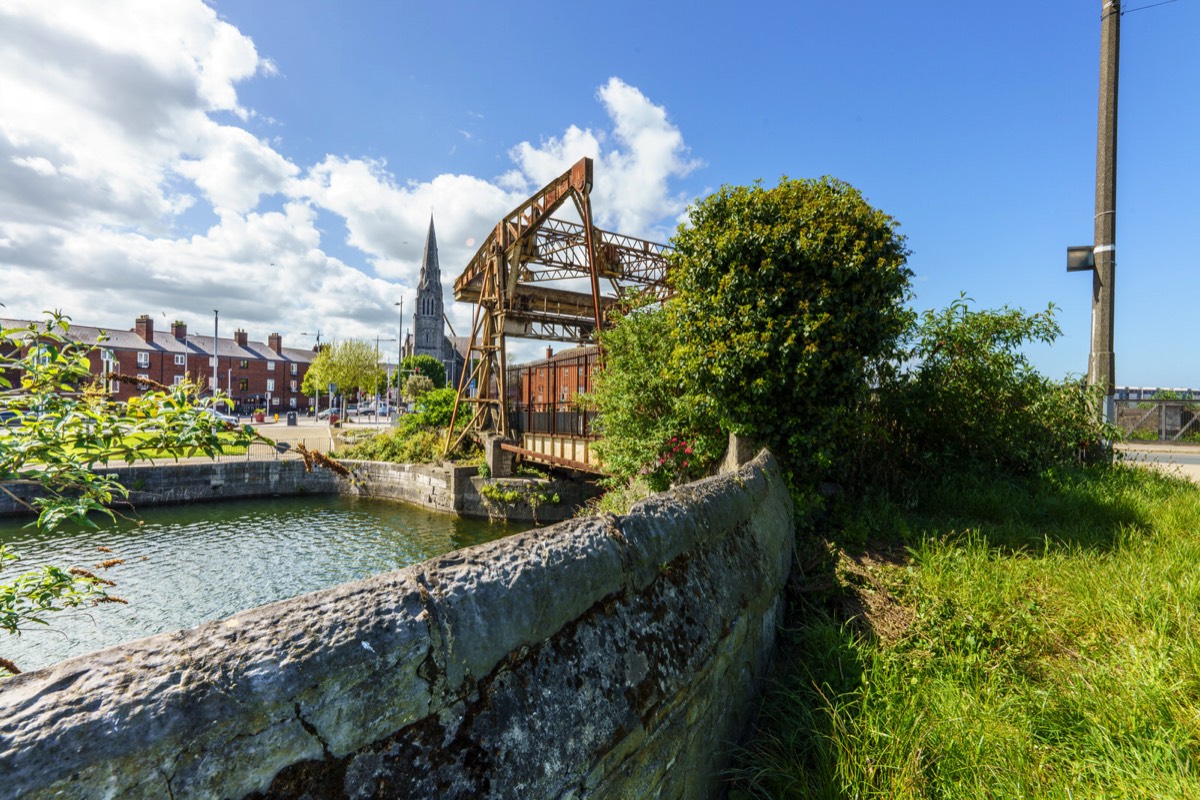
[411,216,466,390]
[506,345,601,438]
[1,315,317,413]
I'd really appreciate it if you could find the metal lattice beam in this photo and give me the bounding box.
[444,156,670,453]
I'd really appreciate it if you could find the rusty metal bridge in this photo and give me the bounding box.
[444,156,671,471]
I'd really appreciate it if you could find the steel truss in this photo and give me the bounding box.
[445,156,670,454]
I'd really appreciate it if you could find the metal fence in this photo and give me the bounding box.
[509,402,599,439]
[1116,400,1200,443]
[110,437,338,466]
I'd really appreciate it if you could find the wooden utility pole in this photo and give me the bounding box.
[1090,0,1120,415]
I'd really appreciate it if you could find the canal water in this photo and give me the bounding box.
[0,496,527,673]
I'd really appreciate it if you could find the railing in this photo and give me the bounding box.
[509,402,599,439]
[1117,399,1200,443]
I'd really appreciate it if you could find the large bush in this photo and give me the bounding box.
[338,387,466,464]
[669,176,913,485]
[591,297,724,491]
[858,296,1114,486]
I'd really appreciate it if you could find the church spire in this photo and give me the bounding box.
[418,216,439,290]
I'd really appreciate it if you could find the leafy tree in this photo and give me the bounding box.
[324,339,379,401]
[0,314,264,670]
[301,347,334,401]
[398,355,446,389]
[402,373,435,403]
[669,176,913,485]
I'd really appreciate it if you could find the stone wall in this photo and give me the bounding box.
[0,459,596,524]
[0,460,342,518]
[0,452,793,799]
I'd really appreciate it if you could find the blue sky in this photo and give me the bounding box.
[1,1,1197,383]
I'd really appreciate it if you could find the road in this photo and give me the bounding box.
[1117,443,1200,483]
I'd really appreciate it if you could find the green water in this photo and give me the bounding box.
[0,496,526,673]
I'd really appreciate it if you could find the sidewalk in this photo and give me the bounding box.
[1117,442,1200,484]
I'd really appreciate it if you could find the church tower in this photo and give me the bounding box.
[413,216,445,361]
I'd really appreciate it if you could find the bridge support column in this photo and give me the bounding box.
[485,435,516,479]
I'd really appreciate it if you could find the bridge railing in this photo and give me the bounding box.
[509,402,599,439]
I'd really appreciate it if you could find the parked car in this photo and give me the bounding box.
[203,408,239,425]
[358,402,389,415]
[316,407,335,420]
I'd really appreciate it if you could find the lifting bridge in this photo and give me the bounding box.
[445,156,671,472]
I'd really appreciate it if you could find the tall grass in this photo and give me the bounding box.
[731,464,1200,799]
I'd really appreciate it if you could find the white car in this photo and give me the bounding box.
[204,408,239,424]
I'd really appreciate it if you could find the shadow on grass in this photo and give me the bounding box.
[727,462,1200,798]
[834,463,1196,555]
[728,613,865,799]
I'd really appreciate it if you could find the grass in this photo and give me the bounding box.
[730,463,1200,799]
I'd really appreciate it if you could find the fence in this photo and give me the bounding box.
[509,401,599,439]
[1116,399,1200,443]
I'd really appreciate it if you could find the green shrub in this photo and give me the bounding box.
[414,387,458,428]
[856,296,1116,488]
[669,176,913,486]
[592,297,724,490]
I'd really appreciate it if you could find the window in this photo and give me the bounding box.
[271,396,280,406]
[101,349,115,364]
[137,352,149,367]
[289,380,297,392]
[289,398,297,409]
[268,361,275,371]
[33,345,51,366]
[109,378,120,394]
[136,373,149,389]
[238,378,249,391]
[266,379,275,392]
[174,354,185,366]
[290,363,298,375]
[173,375,184,386]
[239,359,248,369]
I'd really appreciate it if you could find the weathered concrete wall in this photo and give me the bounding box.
[0,460,343,517]
[0,452,793,799]
[0,459,596,523]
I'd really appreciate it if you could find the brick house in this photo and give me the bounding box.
[506,345,601,438]
[1,315,318,415]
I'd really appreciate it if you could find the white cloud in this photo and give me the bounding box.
[0,2,699,360]
[509,77,700,239]
[176,123,299,214]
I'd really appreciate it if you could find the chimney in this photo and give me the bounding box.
[171,320,187,340]
[268,333,282,354]
[545,346,553,360]
[234,329,248,348]
[135,314,154,343]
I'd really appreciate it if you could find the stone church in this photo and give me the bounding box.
[409,217,466,391]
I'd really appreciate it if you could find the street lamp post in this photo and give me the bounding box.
[374,335,397,422]
[301,330,322,413]
[212,309,219,397]
[393,299,404,403]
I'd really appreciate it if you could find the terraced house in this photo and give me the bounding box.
[1,315,317,415]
